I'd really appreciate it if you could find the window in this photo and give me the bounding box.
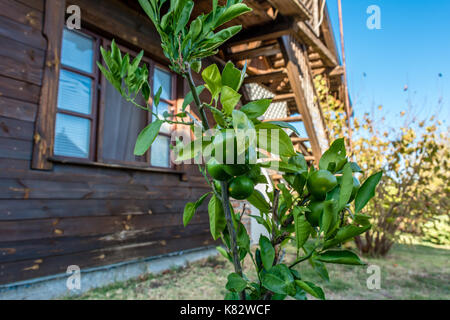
[150,67,175,168]
[53,28,175,169]
[54,29,97,159]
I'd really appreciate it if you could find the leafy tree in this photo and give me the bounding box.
[315,75,449,256]
[98,0,381,299]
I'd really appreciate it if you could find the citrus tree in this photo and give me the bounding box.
[315,74,449,255]
[98,0,382,300]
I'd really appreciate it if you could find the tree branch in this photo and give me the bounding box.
[220,181,245,300]
[185,66,210,130]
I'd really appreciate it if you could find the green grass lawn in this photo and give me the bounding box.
[67,243,449,300]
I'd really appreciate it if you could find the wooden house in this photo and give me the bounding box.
[0,0,346,288]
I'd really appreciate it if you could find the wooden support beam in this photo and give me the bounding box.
[279,35,322,164]
[293,21,338,67]
[312,67,326,76]
[329,65,344,77]
[310,60,324,69]
[226,18,292,47]
[269,0,312,21]
[296,142,312,156]
[271,93,295,103]
[273,59,285,69]
[227,44,280,61]
[32,0,66,170]
[263,115,303,123]
[291,137,310,143]
[243,70,287,84]
[308,52,321,61]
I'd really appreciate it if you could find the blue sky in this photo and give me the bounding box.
[326,0,449,128]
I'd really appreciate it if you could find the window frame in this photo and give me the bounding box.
[50,28,177,170]
[54,27,100,161]
[149,63,178,169]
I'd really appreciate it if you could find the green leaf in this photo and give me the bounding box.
[120,53,130,78]
[202,64,222,99]
[261,264,294,295]
[278,183,292,208]
[310,258,330,282]
[283,172,307,195]
[349,161,362,172]
[320,199,338,235]
[214,3,252,28]
[338,163,354,210]
[225,273,247,292]
[182,85,205,111]
[188,17,203,42]
[183,193,210,227]
[255,123,296,157]
[322,224,371,250]
[222,61,241,91]
[240,99,272,119]
[249,215,271,235]
[151,87,161,108]
[208,195,227,240]
[175,0,194,34]
[259,161,299,173]
[238,61,247,90]
[266,121,301,137]
[259,235,275,270]
[191,60,202,73]
[293,207,311,250]
[317,250,365,265]
[237,222,250,251]
[204,25,242,51]
[111,39,122,66]
[183,203,196,227]
[97,62,121,94]
[319,138,346,173]
[216,246,232,262]
[175,138,204,162]
[142,82,151,101]
[208,106,227,128]
[295,280,325,300]
[247,190,270,213]
[354,213,371,226]
[355,171,383,213]
[224,291,240,300]
[134,120,163,156]
[221,86,241,115]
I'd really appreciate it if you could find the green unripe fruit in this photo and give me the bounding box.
[307,170,338,200]
[306,201,324,227]
[223,164,251,177]
[348,177,361,202]
[206,158,232,181]
[228,176,254,200]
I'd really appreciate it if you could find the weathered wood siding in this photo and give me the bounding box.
[0,0,212,286]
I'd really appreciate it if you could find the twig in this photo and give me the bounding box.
[186,66,210,130]
[271,190,280,240]
[220,181,245,300]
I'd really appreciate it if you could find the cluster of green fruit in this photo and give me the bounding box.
[306,169,360,227]
[207,156,260,200]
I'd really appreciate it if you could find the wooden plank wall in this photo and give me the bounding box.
[0,0,212,286]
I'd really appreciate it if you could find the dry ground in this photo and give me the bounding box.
[66,243,449,300]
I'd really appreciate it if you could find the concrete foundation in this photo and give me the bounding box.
[0,246,218,300]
